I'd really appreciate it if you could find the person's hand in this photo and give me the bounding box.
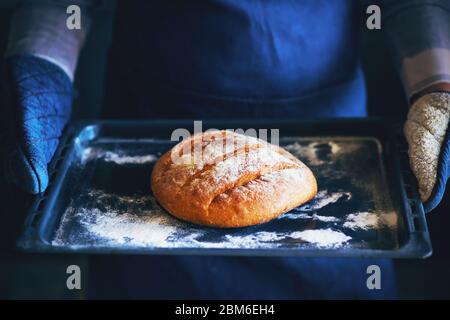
[404,92,450,212]
[0,55,72,194]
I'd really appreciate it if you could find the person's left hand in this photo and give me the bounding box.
[404,92,450,212]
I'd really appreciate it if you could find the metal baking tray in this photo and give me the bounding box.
[17,119,432,258]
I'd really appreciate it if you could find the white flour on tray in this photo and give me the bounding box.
[53,138,397,250]
[53,189,354,249]
[81,147,158,165]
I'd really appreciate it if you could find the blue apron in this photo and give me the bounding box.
[93,0,396,299]
[103,0,366,119]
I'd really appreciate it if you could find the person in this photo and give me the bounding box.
[1,0,449,299]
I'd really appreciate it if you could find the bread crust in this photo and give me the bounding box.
[151,130,317,228]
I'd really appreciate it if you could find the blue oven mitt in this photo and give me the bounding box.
[0,55,72,194]
[404,92,450,212]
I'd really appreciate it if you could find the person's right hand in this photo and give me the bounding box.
[404,91,450,212]
[0,55,73,194]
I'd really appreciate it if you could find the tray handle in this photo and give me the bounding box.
[393,129,429,234]
[19,126,77,245]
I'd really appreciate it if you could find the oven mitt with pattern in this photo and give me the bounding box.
[404,92,450,212]
[0,55,73,194]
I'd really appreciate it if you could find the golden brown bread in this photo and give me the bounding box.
[151,130,317,228]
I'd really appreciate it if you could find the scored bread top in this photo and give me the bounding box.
[151,130,317,228]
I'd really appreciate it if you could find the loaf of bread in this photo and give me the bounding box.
[151,130,317,228]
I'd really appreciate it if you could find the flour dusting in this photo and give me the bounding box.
[281,212,340,223]
[284,142,326,166]
[312,214,340,222]
[51,136,399,252]
[53,189,355,249]
[81,147,157,165]
[343,212,379,230]
[299,190,351,211]
[290,229,351,247]
[82,209,178,245]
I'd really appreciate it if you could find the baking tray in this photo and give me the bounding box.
[17,119,432,258]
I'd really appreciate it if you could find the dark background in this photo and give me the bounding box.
[0,1,449,299]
